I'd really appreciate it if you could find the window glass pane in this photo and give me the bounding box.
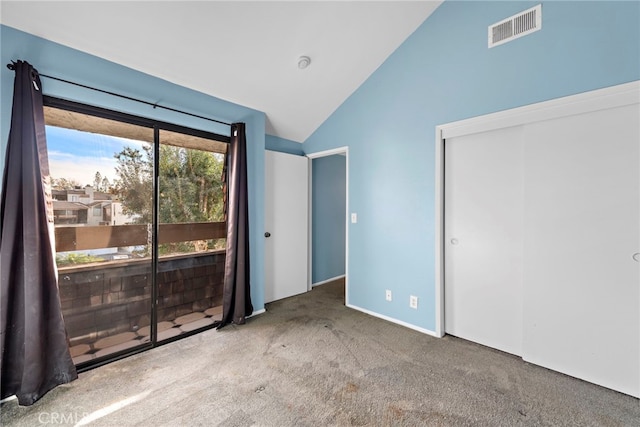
[45,107,154,364]
[155,129,226,341]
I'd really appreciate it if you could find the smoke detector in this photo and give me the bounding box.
[297,56,311,70]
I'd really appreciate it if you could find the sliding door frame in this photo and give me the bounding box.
[44,96,230,372]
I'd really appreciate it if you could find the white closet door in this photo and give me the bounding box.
[264,151,309,303]
[522,104,640,397]
[444,126,524,356]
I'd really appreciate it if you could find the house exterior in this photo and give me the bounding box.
[52,186,134,226]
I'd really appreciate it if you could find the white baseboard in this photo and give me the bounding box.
[0,395,16,404]
[312,274,345,287]
[248,308,266,318]
[346,303,439,338]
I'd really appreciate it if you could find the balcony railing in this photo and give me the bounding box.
[55,221,226,252]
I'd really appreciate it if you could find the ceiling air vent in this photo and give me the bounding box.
[489,4,542,48]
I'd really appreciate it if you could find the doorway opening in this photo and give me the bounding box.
[307,147,349,305]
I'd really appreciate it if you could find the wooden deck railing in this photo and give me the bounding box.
[55,222,226,252]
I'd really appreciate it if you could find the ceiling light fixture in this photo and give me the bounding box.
[297,56,311,70]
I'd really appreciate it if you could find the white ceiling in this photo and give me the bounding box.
[1,1,442,142]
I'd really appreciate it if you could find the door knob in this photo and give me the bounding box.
[450,238,459,245]
[633,253,640,262]
[265,232,271,238]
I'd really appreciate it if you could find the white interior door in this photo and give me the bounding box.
[444,126,524,356]
[522,104,640,397]
[264,151,309,303]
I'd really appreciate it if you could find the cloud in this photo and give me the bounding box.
[46,126,149,186]
[49,155,119,186]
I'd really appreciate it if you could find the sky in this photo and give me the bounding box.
[46,126,146,187]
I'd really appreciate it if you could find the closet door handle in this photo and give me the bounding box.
[633,253,640,262]
[450,238,459,245]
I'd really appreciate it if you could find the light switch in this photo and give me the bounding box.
[351,213,357,223]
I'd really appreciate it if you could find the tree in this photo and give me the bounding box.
[92,172,111,192]
[101,177,111,193]
[93,171,102,191]
[113,145,154,223]
[51,177,82,190]
[158,146,225,224]
[113,143,225,237]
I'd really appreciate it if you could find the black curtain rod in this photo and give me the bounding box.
[6,62,232,127]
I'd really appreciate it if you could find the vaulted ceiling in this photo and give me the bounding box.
[1,1,442,142]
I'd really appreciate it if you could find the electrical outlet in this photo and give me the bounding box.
[385,290,392,301]
[409,295,418,309]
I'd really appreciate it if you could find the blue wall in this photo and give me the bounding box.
[312,155,346,284]
[265,134,304,156]
[303,1,640,332]
[1,25,267,311]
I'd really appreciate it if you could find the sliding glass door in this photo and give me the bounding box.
[44,98,228,369]
[154,129,227,342]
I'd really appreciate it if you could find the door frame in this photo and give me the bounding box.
[434,80,640,338]
[306,147,349,304]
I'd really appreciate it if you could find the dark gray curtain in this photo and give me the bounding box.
[1,61,77,406]
[216,123,253,328]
